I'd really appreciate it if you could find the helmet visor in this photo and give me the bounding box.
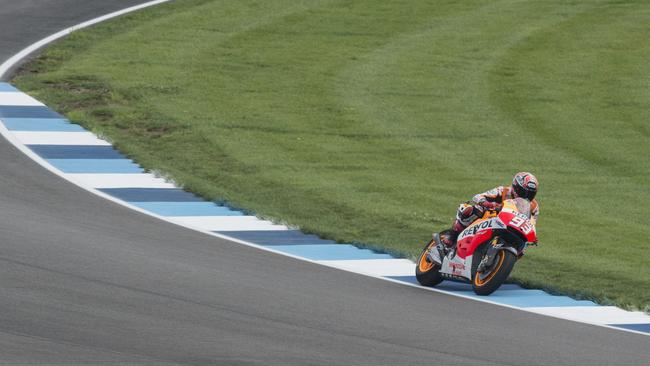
[513,184,536,201]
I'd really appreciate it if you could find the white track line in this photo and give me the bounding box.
[13,131,111,145]
[0,92,44,106]
[319,259,415,277]
[168,216,290,231]
[527,306,650,325]
[67,173,175,189]
[0,0,174,79]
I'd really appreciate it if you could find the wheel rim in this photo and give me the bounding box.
[418,241,436,272]
[474,250,505,286]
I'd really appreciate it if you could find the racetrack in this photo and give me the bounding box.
[0,1,648,365]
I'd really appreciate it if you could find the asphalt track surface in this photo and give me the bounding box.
[0,1,648,365]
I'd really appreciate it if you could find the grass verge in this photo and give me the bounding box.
[13,0,650,311]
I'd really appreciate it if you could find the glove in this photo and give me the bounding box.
[480,201,500,210]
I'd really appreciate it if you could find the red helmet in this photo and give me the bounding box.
[512,172,538,200]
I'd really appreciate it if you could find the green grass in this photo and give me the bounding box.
[13,0,650,310]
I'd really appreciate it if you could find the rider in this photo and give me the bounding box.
[430,172,539,264]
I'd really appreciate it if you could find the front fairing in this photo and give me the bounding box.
[440,198,537,280]
[498,198,537,243]
[456,199,537,256]
[455,217,505,259]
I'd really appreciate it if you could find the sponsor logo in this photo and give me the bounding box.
[449,261,467,276]
[440,258,468,277]
[515,212,529,220]
[458,219,500,240]
[441,273,466,280]
[450,262,465,271]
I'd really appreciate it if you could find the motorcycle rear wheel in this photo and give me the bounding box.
[472,250,516,295]
[415,239,443,287]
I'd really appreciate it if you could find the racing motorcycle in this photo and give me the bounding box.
[415,197,537,295]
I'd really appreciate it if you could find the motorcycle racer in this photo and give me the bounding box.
[429,172,539,264]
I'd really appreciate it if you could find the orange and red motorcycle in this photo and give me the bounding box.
[415,197,538,295]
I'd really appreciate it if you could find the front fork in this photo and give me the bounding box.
[477,237,517,273]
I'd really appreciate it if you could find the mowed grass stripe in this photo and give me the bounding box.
[13,0,650,310]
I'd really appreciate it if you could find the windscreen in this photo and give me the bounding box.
[513,197,532,219]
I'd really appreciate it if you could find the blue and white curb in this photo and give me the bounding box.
[1,82,649,336]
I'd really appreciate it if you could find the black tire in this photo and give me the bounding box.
[415,239,443,287]
[472,250,516,296]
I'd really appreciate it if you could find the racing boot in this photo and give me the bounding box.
[427,229,458,266]
[425,235,445,266]
[442,220,465,248]
[441,221,465,258]
[440,230,458,248]
[425,242,444,266]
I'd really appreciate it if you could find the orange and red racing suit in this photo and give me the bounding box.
[453,186,539,233]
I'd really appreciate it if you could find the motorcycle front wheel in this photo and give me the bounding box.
[415,239,443,287]
[472,250,516,295]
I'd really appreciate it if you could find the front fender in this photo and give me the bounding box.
[500,246,518,256]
